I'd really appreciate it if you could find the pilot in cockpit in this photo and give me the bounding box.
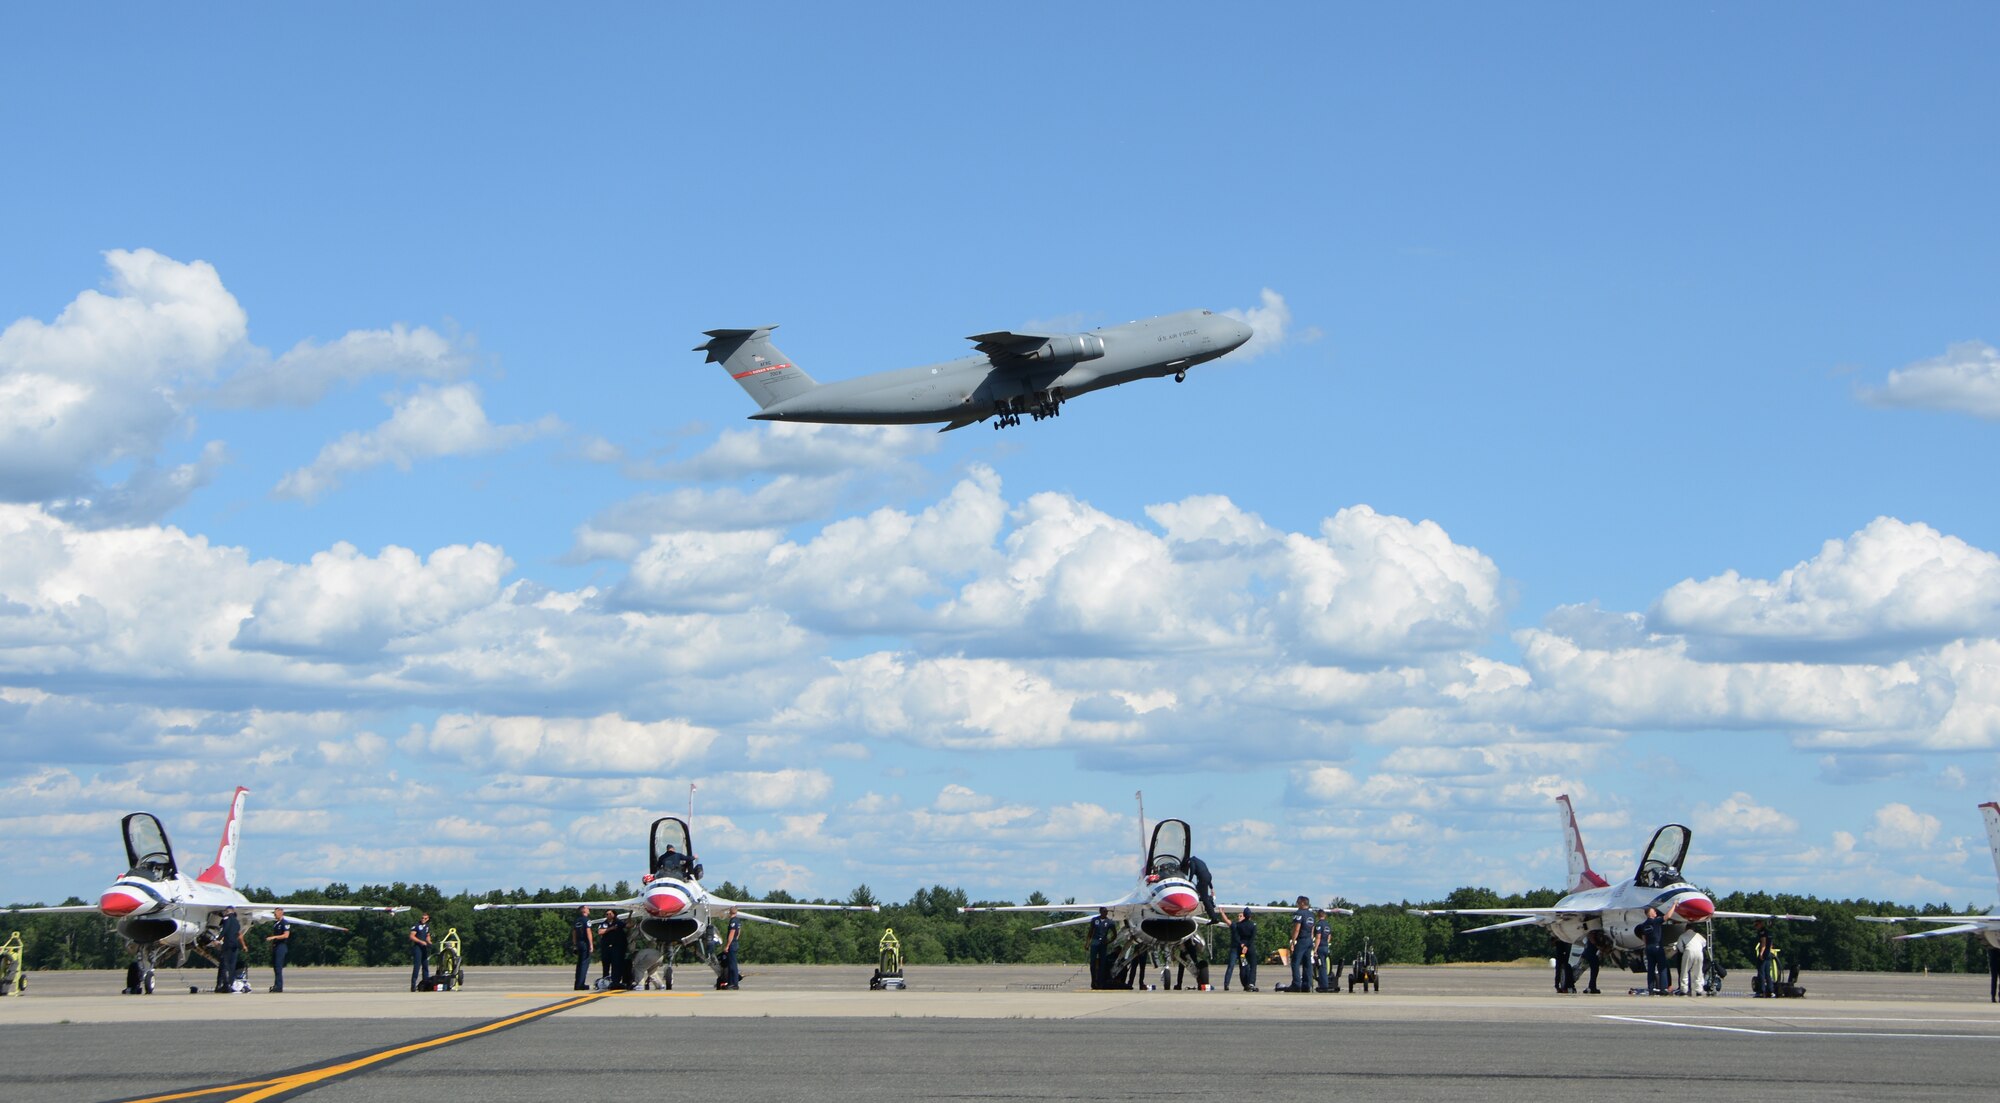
[656,844,696,880]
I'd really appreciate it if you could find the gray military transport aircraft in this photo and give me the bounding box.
[696,308,1254,431]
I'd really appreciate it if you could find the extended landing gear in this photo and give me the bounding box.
[990,389,1066,429]
[1174,370,1186,383]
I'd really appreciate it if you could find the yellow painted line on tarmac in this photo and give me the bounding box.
[110,990,613,1103]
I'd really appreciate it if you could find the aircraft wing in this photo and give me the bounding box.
[474,900,638,912]
[1219,904,1356,917]
[724,901,882,914]
[245,913,354,933]
[961,904,1108,914]
[1407,908,1570,919]
[1888,922,1989,941]
[1031,915,1101,932]
[1857,914,1996,926]
[2,904,101,914]
[248,904,408,916]
[1708,911,1816,922]
[729,912,799,929]
[967,330,1055,357]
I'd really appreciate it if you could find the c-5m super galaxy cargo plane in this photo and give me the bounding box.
[696,308,1254,431]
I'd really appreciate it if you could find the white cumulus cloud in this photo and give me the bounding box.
[1861,341,2000,420]
[275,383,561,501]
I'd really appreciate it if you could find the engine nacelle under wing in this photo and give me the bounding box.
[1019,334,1105,363]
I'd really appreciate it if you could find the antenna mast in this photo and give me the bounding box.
[1135,790,1146,859]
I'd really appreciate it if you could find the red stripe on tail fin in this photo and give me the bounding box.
[1556,794,1607,892]
[196,787,248,888]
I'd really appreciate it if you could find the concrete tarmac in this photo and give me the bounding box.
[3,964,1996,1102]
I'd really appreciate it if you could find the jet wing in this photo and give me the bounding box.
[1708,911,1816,922]
[1857,914,1996,925]
[1219,904,1356,917]
[719,901,882,914]
[1887,922,1989,941]
[474,899,639,912]
[1406,908,1571,919]
[249,904,408,916]
[961,903,1110,914]
[967,330,1055,357]
[245,913,354,933]
[1031,915,1101,932]
[2,904,102,914]
[729,912,799,929]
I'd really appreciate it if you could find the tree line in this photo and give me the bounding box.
[7,882,1995,975]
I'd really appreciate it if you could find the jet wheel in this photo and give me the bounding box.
[1175,371,1186,382]
[663,966,673,991]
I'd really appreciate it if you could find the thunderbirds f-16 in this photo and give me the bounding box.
[1859,802,2000,973]
[1,787,405,992]
[696,308,1255,431]
[474,815,878,989]
[1408,795,1815,976]
[962,816,1346,989]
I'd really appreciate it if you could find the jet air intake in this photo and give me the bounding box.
[1021,334,1105,363]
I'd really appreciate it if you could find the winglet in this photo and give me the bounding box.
[1556,794,1607,892]
[196,787,248,888]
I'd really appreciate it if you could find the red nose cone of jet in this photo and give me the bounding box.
[99,890,147,917]
[645,892,685,918]
[1159,892,1198,916]
[1675,896,1715,922]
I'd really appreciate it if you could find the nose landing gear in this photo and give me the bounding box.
[1174,370,1187,383]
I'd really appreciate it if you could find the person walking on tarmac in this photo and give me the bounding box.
[265,908,291,993]
[408,913,433,991]
[1635,907,1667,994]
[570,906,595,991]
[1184,852,1221,925]
[720,907,743,989]
[1087,908,1113,989]
[1578,932,1603,994]
[1288,896,1314,992]
[1224,908,1257,991]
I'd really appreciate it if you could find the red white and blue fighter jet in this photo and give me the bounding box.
[1408,794,1814,970]
[2,787,405,992]
[1858,801,2000,953]
[474,815,878,989]
[962,818,1343,989]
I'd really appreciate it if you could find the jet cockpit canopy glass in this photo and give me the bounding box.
[121,812,177,882]
[1147,819,1191,878]
[649,816,696,879]
[1636,824,1691,888]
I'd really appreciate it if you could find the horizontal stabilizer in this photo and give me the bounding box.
[695,326,818,410]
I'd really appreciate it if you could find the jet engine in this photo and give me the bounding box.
[1019,334,1105,363]
[120,916,204,948]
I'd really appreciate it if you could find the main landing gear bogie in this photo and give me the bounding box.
[991,389,1066,429]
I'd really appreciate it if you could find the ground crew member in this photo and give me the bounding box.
[409,912,432,991]
[602,912,630,989]
[1087,907,1113,989]
[570,905,594,990]
[1550,934,1574,993]
[1288,896,1314,992]
[720,907,742,989]
[1578,932,1603,994]
[1679,926,1708,996]
[1184,853,1220,924]
[1635,907,1666,993]
[215,907,245,993]
[1988,945,1998,1004]
[1753,924,1778,996]
[1314,910,1334,991]
[1225,908,1257,991]
[265,907,290,993]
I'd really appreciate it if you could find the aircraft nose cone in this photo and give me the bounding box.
[1675,895,1715,922]
[645,891,685,918]
[1159,891,1198,917]
[1232,320,1254,349]
[99,889,147,917]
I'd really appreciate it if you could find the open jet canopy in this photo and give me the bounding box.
[1147,819,1191,878]
[1635,824,1691,888]
[121,812,177,882]
[649,816,699,880]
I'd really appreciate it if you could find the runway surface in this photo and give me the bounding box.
[4,965,1995,1102]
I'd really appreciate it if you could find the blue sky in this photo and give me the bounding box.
[5,3,2000,911]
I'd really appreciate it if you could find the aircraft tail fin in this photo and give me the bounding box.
[1556,794,1607,892]
[196,787,248,888]
[1982,801,2000,891]
[694,326,818,410]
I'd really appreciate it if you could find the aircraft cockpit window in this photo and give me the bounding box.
[1636,824,1692,888]
[649,816,695,878]
[1146,819,1192,877]
[121,812,177,881]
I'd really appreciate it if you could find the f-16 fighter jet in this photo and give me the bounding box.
[962,817,1341,990]
[1408,794,1814,982]
[474,815,878,989]
[697,308,1254,431]
[1859,802,2000,962]
[2,787,405,992]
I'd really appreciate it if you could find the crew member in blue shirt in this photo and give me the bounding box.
[1184,853,1220,924]
[409,913,432,991]
[570,906,594,990]
[1087,908,1114,989]
[1313,910,1335,991]
[720,908,742,989]
[1635,907,1667,994]
[215,907,245,993]
[1288,896,1314,992]
[265,908,291,993]
[1224,908,1258,991]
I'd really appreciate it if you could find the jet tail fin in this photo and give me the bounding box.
[694,326,818,410]
[196,787,248,888]
[1556,794,1607,892]
[1982,801,2000,891]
